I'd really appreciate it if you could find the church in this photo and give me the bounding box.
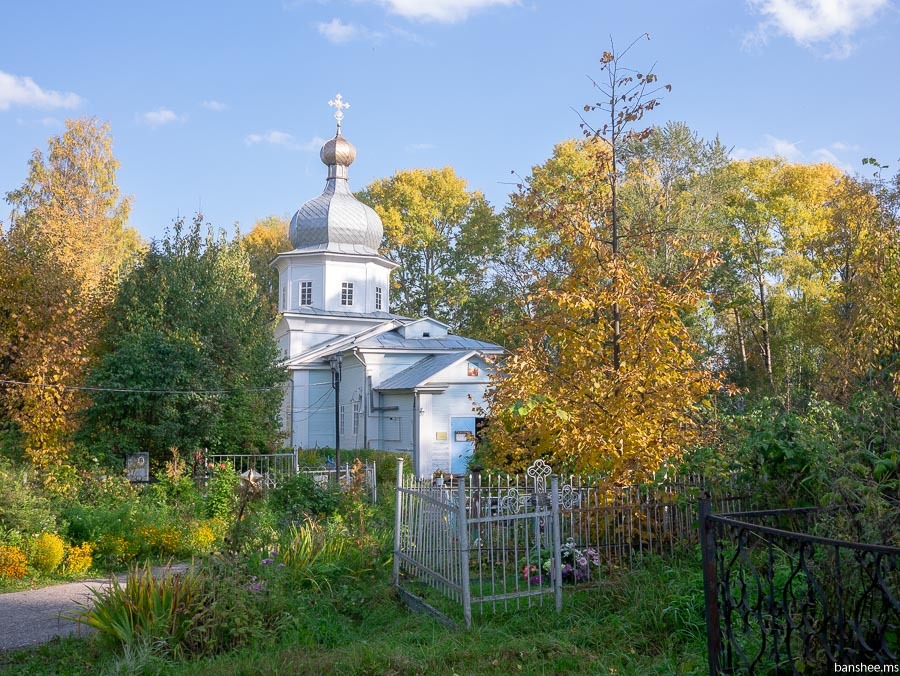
[272,96,503,477]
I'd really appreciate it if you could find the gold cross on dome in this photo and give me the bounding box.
[328,94,350,132]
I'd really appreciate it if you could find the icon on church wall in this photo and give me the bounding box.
[467,362,479,376]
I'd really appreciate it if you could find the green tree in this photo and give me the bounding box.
[0,118,140,483]
[80,216,286,465]
[358,167,502,330]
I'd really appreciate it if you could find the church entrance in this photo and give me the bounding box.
[450,417,476,475]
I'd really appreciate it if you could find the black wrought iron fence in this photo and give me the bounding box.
[700,499,900,674]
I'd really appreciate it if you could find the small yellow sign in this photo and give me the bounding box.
[435,431,448,441]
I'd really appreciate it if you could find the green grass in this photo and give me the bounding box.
[0,554,709,675]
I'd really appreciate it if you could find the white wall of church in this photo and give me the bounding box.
[322,260,390,314]
[275,255,391,316]
[371,392,414,452]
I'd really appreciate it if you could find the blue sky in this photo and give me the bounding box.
[2,0,898,241]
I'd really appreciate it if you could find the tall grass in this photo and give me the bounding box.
[71,562,202,658]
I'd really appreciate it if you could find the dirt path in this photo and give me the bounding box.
[0,564,191,651]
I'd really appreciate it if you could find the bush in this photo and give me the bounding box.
[0,459,57,535]
[73,558,287,659]
[0,544,27,579]
[186,520,219,555]
[63,542,94,576]
[30,532,65,574]
[74,562,203,657]
[205,464,239,520]
[269,474,339,524]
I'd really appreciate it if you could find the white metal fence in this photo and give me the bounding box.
[394,458,747,628]
[298,461,378,503]
[205,452,297,492]
[202,452,377,501]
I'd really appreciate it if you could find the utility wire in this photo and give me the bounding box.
[0,378,283,395]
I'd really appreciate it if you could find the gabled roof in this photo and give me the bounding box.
[282,315,504,369]
[356,331,503,352]
[375,351,478,391]
[283,320,401,366]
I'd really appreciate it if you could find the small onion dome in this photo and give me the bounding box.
[320,133,356,167]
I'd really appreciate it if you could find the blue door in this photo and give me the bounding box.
[450,417,476,475]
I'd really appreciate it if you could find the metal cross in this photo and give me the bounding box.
[328,93,350,132]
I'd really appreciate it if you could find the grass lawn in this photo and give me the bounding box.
[0,553,709,675]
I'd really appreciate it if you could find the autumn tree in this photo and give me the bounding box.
[358,167,501,331]
[80,216,286,465]
[814,166,900,401]
[242,215,290,314]
[482,40,719,480]
[0,119,140,483]
[709,159,845,396]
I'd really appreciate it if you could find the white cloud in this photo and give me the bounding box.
[15,116,63,128]
[830,140,861,152]
[746,0,889,56]
[316,17,427,45]
[292,0,516,23]
[376,0,518,22]
[138,108,185,127]
[732,134,855,171]
[202,100,228,111]
[245,131,326,151]
[317,18,364,43]
[0,71,82,111]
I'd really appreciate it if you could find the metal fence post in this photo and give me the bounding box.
[550,474,563,613]
[457,476,472,629]
[393,457,404,587]
[699,493,720,676]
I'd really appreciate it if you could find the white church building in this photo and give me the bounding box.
[273,97,503,477]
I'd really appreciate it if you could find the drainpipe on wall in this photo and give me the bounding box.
[413,389,420,478]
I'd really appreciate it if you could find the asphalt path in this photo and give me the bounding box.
[0,564,191,651]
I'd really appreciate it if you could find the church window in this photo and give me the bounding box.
[352,401,360,435]
[339,405,346,435]
[300,281,312,306]
[341,282,354,306]
[281,285,287,310]
[375,286,382,310]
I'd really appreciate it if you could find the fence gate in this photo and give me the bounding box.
[393,458,563,629]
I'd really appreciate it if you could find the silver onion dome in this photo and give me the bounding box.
[289,130,383,255]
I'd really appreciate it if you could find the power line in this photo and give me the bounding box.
[0,378,283,395]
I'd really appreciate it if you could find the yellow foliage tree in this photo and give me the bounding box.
[483,185,719,479]
[483,42,718,481]
[0,119,140,483]
[242,214,290,314]
[358,167,501,329]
